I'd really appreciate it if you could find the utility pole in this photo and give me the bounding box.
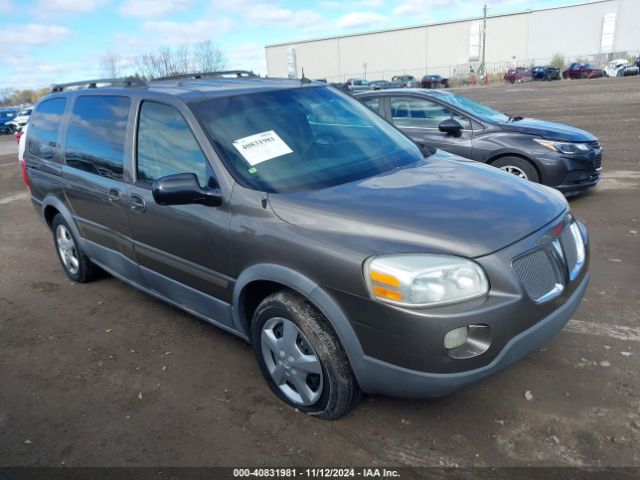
[480,3,487,80]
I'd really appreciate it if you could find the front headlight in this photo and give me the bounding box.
[364,254,489,308]
[534,138,590,155]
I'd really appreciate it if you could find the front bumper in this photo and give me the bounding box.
[354,272,588,398]
[533,148,601,195]
[329,216,589,398]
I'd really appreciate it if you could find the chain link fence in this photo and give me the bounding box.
[324,50,639,88]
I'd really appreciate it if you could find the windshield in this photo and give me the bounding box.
[192,86,423,193]
[438,92,509,123]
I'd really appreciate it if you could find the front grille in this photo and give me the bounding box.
[511,220,586,302]
[594,155,602,170]
[560,228,577,274]
[588,141,602,170]
[512,248,560,301]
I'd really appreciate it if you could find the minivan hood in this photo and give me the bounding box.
[499,117,596,142]
[268,152,567,258]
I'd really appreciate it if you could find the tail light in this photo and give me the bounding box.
[20,159,30,193]
[16,130,22,143]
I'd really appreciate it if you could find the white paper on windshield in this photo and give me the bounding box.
[232,130,293,166]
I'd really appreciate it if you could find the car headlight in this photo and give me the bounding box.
[534,138,591,155]
[364,254,489,308]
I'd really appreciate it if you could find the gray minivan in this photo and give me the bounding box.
[23,75,589,419]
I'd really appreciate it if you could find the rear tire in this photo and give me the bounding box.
[251,290,361,420]
[51,214,97,283]
[492,157,540,183]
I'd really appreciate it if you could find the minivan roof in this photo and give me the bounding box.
[149,77,317,100]
[46,77,319,102]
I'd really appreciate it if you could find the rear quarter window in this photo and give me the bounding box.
[28,98,67,161]
[64,95,130,180]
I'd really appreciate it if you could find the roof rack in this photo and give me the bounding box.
[50,77,147,93]
[157,70,258,81]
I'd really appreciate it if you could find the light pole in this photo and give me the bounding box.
[480,4,487,80]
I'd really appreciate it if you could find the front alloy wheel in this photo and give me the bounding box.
[492,157,540,183]
[499,165,528,179]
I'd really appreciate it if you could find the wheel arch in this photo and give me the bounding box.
[41,195,80,237]
[231,264,367,384]
[487,152,543,183]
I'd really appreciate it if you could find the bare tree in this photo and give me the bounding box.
[100,51,123,78]
[132,42,228,80]
[0,88,13,106]
[193,41,227,72]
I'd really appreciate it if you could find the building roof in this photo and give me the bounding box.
[264,0,609,48]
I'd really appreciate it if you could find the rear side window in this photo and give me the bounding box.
[361,97,380,114]
[136,101,210,187]
[65,95,130,180]
[28,98,66,161]
[389,97,471,130]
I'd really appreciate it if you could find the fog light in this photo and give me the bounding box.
[444,326,469,350]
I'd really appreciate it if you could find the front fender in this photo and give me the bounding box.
[231,263,367,385]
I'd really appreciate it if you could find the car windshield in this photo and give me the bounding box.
[192,86,424,193]
[438,92,509,123]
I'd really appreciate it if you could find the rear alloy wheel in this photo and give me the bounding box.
[251,290,361,419]
[492,157,539,183]
[51,214,97,283]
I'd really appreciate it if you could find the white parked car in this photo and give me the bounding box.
[18,124,28,164]
[604,59,639,77]
[10,106,33,131]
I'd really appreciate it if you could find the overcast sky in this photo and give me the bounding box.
[0,0,593,90]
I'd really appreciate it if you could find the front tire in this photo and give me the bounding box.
[251,290,361,419]
[51,214,97,283]
[492,157,540,183]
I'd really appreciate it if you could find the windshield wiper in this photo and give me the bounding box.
[505,113,524,122]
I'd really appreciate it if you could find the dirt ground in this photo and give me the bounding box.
[0,77,639,468]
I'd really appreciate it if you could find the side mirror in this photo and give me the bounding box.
[152,173,222,207]
[439,118,463,137]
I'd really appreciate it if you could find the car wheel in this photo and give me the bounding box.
[251,290,361,419]
[51,214,98,283]
[492,157,540,183]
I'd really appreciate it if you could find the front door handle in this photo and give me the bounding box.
[130,194,146,213]
[108,188,122,205]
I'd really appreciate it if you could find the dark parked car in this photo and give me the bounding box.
[24,74,589,419]
[370,80,391,90]
[0,108,19,134]
[504,67,532,83]
[562,63,604,79]
[390,75,420,88]
[357,89,602,196]
[421,74,449,88]
[531,66,561,81]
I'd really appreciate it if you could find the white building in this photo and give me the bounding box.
[265,0,640,82]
